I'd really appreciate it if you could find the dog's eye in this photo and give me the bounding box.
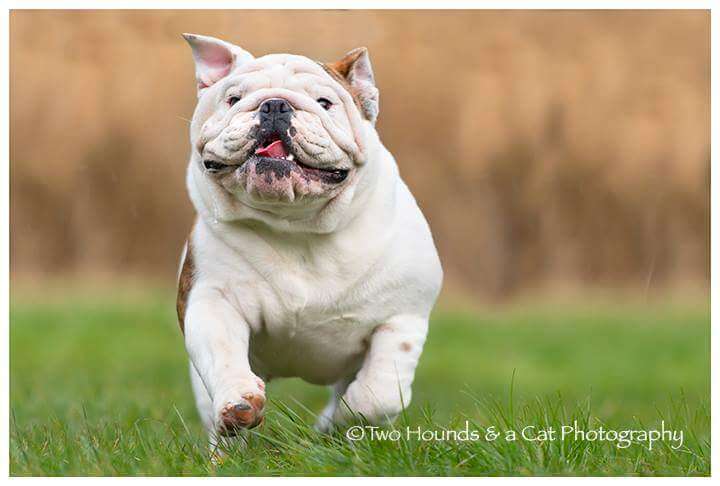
[317,98,333,110]
[227,96,241,107]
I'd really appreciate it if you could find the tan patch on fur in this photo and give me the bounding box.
[327,47,365,78]
[375,324,393,333]
[176,238,195,334]
[400,341,412,352]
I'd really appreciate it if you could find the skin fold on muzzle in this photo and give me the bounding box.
[197,87,360,206]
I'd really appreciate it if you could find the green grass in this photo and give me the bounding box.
[10,290,710,476]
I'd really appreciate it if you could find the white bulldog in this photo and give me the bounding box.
[177,33,443,444]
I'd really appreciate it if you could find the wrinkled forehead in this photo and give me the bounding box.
[220,54,338,94]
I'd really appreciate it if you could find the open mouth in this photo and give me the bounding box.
[254,136,296,161]
[254,135,349,183]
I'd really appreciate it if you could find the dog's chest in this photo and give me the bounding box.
[243,249,388,384]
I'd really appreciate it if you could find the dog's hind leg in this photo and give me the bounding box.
[314,377,352,433]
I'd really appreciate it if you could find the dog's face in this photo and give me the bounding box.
[184,34,379,220]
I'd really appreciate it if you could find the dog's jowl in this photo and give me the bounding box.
[177,33,443,446]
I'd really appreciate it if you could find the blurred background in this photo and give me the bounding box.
[10,10,709,298]
[9,10,710,475]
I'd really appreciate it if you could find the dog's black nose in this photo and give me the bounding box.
[260,98,293,114]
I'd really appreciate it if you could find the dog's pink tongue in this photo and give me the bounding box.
[255,140,288,159]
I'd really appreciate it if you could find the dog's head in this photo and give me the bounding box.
[183,34,380,229]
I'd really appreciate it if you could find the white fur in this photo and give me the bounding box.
[180,35,443,443]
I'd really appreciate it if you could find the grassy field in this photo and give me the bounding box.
[9,289,710,476]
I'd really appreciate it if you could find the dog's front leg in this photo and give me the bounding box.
[184,285,265,438]
[334,314,428,425]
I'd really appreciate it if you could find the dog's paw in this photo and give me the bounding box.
[333,380,410,425]
[215,377,266,436]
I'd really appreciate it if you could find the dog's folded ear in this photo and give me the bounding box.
[328,47,379,123]
[182,33,254,97]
